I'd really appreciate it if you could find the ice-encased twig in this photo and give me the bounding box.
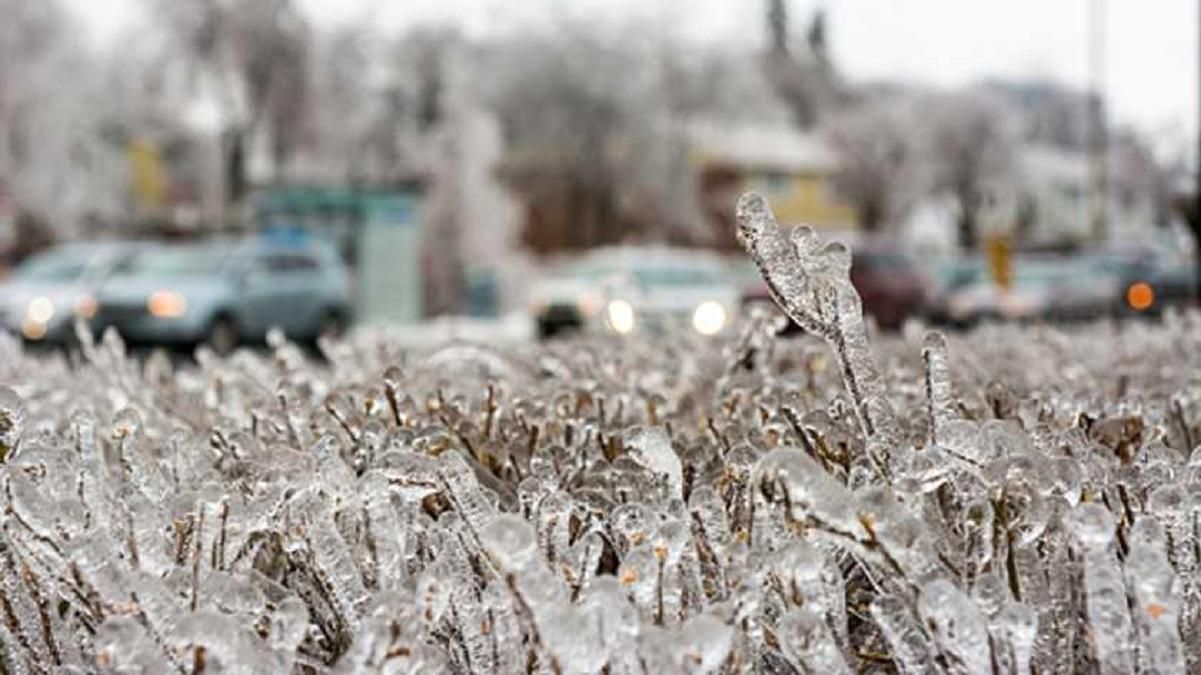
[736,192,898,474]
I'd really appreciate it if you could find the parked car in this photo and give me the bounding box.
[0,242,138,343]
[528,247,740,339]
[93,236,351,352]
[1112,256,1197,317]
[850,249,927,330]
[740,248,927,332]
[931,255,1125,325]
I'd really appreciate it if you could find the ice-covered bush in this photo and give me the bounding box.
[1,194,1200,673]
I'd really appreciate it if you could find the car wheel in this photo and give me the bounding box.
[317,310,347,340]
[206,316,239,356]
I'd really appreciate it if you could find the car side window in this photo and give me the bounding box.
[287,255,319,272]
[260,254,290,273]
[256,253,320,275]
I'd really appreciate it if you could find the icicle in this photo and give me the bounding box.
[1124,517,1186,675]
[1068,503,1136,673]
[922,330,956,444]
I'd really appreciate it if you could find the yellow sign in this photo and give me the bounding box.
[987,233,1013,290]
[127,138,166,209]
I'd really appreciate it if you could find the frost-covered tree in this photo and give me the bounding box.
[145,0,311,183]
[929,91,1017,250]
[824,96,926,233]
[485,24,700,254]
[0,0,124,243]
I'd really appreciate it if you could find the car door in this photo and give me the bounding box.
[240,252,326,338]
[276,253,326,336]
[237,253,293,338]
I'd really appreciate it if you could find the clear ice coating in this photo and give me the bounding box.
[0,192,1198,673]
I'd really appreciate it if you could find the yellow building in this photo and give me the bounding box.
[690,122,857,250]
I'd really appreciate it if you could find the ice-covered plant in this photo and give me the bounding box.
[0,194,1197,674]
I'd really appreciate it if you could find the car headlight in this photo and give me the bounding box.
[74,294,98,319]
[148,290,187,318]
[578,291,604,317]
[998,292,1034,319]
[692,301,727,335]
[948,295,972,320]
[21,318,47,340]
[606,299,635,334]
[26,296,54,324]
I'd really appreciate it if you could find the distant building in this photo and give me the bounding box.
[1016,145,1090,245]
[905,143,1161,254]
[690,121,858,251]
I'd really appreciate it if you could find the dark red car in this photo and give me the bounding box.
[741,248,927,332]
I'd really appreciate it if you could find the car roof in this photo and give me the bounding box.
[139,236,338,258]
[573,246,731,272]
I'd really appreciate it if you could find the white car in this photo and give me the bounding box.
[0,242,138,343]
[529,247,740,339]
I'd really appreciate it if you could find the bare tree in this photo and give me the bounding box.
[929,91,1017,250]
[145,0,311,184]
[485,25,695,254]
[824,97,925,233]
[0,0,121,242]
[762,1,840,129]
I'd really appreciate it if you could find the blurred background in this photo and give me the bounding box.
[1,0,1199,348]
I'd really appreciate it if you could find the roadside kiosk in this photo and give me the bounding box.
[254,187,423,325]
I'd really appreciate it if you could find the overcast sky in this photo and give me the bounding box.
[70,0,1198,149]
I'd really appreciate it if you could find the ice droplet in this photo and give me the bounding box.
[0,385,25,459]
[917,579,992,674]
[625,426,683,499]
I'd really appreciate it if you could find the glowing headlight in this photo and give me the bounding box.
[21,318,47,340]
[692,301,727,335]
[948,295,972,320]
[606,299,635,335]
[148,290,187,318]
[74,294,98,319]
[577,291,604,317]
[26,297,55,324]
[998,293,1032,319]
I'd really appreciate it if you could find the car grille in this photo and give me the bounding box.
[97,303,147,323]
[542,303,581,321]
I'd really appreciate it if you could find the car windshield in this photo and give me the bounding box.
[14,250,93,282]
[633,266,722,287]
[570,263,722,287]
[937,260,985,290]
[118,248,230,278]
[856,253,914,272]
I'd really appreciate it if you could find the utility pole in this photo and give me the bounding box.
[1089,0,1109,242]
[1196,0,1201,242]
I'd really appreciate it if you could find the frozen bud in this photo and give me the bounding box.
[625,426,683,498]
[481,514,538,572]
[972,574,1010,618]
[1051,457,1083,505]
[1068,502,1116,549]
[778,608,851,675]
[111,407,142,441]
[917,579,991,674]
[938,419,982,464]
[1147,482,1187,517]
[997,602,1038,674]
